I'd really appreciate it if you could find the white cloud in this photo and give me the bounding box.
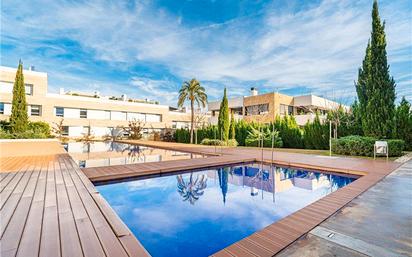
[1,0,411,105]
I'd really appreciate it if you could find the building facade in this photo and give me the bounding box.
[208,87,348,126]
[0,66,191,138]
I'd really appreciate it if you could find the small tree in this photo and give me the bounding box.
[229,112,235,140]
[124,119,145,140]
[395,97,412,150]
[10,61,29,133]
[52,118,65,140]
[218,88,229,141]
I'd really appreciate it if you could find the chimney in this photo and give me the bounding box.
[121,94,127,101]
[251,87,258,96]
[29,65,35,71]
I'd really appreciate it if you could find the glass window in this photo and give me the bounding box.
[25,84,33,95]
[245,104,269,115]
[62,126,69,136]
[56,107,64,117]
[146,114,161,122]
[0,102,4,114]
[288,106,294,115]
[30,105,41,116]
[80,109,87,119]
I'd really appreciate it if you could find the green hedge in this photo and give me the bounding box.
[331,136,404,157]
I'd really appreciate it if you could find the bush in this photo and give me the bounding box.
[0,129,48,139]
[200,138,238,147]
[245,127,283,148]
[28,121,51,137]
[303,114,329,150]
[175,128,190,143]
[271,116,303,148]
[332,135,404,157]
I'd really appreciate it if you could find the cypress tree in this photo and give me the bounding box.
[218,88,229,141]
[355,42,371,129]
[10,61,29,133]
[229,112,235,139]
[395,97,412,150]
[358,1,396,138]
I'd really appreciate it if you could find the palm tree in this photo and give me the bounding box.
[178,79,207,143]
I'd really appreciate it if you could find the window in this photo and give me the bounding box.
[245,104,269,116]
[0,103,4,114]
[25,84,33,95]
[80,109,87,119]
[30,105,41,116]
[56,107,64,117]
[62,126,69,136]
[280,104,293,115]
[146,114,161,122]
[231,107,243,115]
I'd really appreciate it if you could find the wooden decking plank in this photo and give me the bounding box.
[0,164,34,237]
[55,160,84,257]
[0,162,41,257]
[59,156,107,257]
[118,234,151,257]
[0,172,17,193]
[39,160,61,257]
[16,160,48,257]
[61,156,130,257]
[0,163,30,208]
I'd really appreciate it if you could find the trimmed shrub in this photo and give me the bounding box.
[200,138,238,147]
[28,121,51,137]
[175,128,190,143]
[332,135,404,157]
[303,114,329,150]
[271,116,303,148]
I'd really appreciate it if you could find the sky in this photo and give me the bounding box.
[1,0,411,107]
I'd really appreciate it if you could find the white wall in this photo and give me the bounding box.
[3,103,11,115]
[68,126,83,137]
[90,127,111,137]
[111,111,126,121]
[88,109,108,120]
[0,81,13,93]
[127,112,145,121]
[65,108,80,119]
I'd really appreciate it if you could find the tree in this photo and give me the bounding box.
[395,97,412,150]
[218,88,229,141]
[123,119,145,140]
[229,112,235,139]
[178,79,207,143]
[356,1,396,138]
[10,61,29,133]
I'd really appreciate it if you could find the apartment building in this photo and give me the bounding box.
[208,87,348,126]
[0,66,191,137]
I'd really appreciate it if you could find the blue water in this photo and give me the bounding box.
[96,163,356,257]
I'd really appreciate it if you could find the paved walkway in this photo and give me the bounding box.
[276,160,412,257]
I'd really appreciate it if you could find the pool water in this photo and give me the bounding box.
[96,163,356,257]
[63,141,204,168]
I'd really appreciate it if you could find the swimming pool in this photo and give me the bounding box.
[63,141,204,168]
[96,163,356,257]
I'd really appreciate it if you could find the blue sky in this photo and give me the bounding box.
[1,0,411,107]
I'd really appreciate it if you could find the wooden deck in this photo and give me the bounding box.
[0,140,402,257]
[0,154,150,257]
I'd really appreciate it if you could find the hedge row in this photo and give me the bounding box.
[331,135,404,157]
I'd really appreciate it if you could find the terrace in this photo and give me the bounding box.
[0,139,409,257]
